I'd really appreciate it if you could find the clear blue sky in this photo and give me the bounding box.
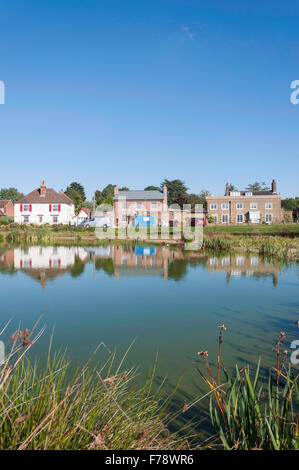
[0,0,299,199]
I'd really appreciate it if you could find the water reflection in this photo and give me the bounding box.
[0,245,285,288]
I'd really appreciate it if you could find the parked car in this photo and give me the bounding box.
[83,216,111,229]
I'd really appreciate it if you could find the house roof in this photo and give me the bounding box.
[114,190,164,201]
[0,200,11,209]
[16,188,74,206]
[75,208,91,216]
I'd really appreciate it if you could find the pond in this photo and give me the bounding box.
[0,244,298,418]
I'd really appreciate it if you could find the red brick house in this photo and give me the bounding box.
[0,200,14,217]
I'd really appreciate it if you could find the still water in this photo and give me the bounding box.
[0,244,298,406]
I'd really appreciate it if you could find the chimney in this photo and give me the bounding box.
[163,184,168,205]
[40,181,46,197]
[225,183,229,196]
[114,185,118,196]
[272,179,277,193]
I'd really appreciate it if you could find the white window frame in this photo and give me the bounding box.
[151,202,157,210]
[236,213,244,223]
[265,213,273,223]
[136,201,142,210]
[52,204,59,212]
[23,215,29,224]
[210,203,218,210]
[265,202,272,209]
[52,216,58,224]
[121,201,126,210]
[236,202,244,210]
[23,204,30,212]
[221,202,229,210]
[222,214,229,224]
[250,202,258,210]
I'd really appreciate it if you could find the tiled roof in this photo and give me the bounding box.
[114,190,164,201]
[16,188,74,205]
[0,200,10,209]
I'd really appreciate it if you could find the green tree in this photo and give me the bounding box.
[65,187,84,212]
[186,190,211,210]
[144,185,160,191]
[161,179,188,206]
[228,184,237,191]
[282,198,299,210]
[66,182,86,200]
[0,187,23,203]
[246,182,270,191]
[119,187,130,191]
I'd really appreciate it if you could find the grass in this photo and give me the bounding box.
[204,224,299,237]
[196,326,299,450]
[0,318,298,450]
[0,324,187,450]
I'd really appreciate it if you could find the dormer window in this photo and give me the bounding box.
[229,191,240,197]
[245,191,252,196]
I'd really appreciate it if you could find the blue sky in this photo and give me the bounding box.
[0,0,299,198]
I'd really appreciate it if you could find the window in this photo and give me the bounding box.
[265,202,272,209]
[236,213,244,223]
[52,216,58,224]
[236,202,244,210]
[213,214,218,223]
[250,202,258,209]
[221,202,229,210]
[23,216,29,223]
[23,204,30,212]
[151,202,157,210]
[210,203,218,210]
[250,257,259,266]
[52,204,58,212]
[236,256,244,266]
[136,201,142,210]
[122,214,127,222]
[39,216,43,224]
[121,201,126,210]
[265,213,273,223]
[245,192,252,196]
[230,191,240,197]
[222,214,229,224]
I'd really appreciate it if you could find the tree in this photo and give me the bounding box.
[246,182,270,191]
[186,190,211,210]
[119,186,130,191]
[66,182,86,201]
[228,184,237,191]
[144,185,160,191]
[65,187,84,212]
[282,198,299,210]
[0,187,23,203]
[161,179,188,206]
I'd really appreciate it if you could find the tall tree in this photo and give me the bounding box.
[281,197,299,210]
[228,184,237,191]
[246,181,270,191]
[161,179,188,206]
[64,187,84,212]
[144,185,160,191]
[0,187,23,203]
[66,182,86,200]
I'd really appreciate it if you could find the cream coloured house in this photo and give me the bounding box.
[14,181,75,225]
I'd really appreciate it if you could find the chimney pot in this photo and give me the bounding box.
[225,183,229,196]
[40,181,46,197]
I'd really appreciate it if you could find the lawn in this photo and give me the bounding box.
[204,224,299,237]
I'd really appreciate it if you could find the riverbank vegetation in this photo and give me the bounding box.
[0,321,298,450]
[0,223,299,259]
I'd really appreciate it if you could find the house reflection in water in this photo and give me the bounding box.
[0,246,90,289]
[207,254,281,287]
[0,246,282,288]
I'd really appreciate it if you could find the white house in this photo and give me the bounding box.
[73,207,91,226]
[14,181,75,225]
